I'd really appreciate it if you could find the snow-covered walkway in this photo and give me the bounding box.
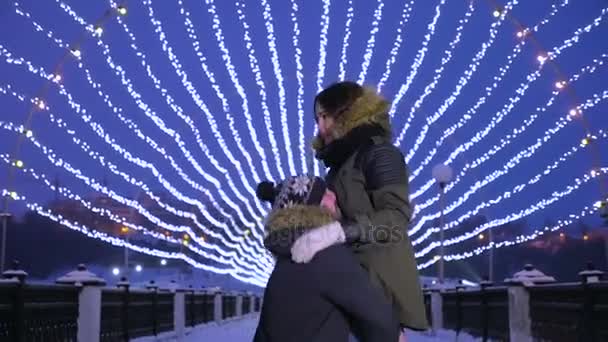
[133,314,486,341]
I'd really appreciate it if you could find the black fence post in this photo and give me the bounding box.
[3,260,27,342]
[189,285,195,328]
[146,280,159,336]
[579,262,603,342]
[481,281,489,342]
[455,282,464,336]
[117,277,130,341]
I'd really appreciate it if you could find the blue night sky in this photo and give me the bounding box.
[0,0,607,283]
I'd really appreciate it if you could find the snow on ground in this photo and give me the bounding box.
[133,314,488,341]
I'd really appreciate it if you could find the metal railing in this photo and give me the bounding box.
[425,280,608,342]
[1,263,262,342]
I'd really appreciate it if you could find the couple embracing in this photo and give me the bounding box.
[254,81,428,342]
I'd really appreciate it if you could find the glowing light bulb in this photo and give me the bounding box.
[583,234,589,241]
[183,239,189,246]
[112,267,120,276]
[492,9,501,18]
[516,31,524,38]
[590,169,598,177]
[478,233,485,240]
[9,191,18,200]
[117,6,127,16]
[244,229,250,235]
[37,100,45,110]
[569,108,581,117]
[559,233,565,238]
[24,130,33,138]
[94,26,104,36]
[183,233,189,240]
[594,201,603,209]
[160,259,167,266]
[537,54,548,64]
[70,48,81,58]
[135,264,142,272]
[121,226,129,234]
[555,81,566,89]
[14,160,24,168]
[52,74,62,83]
[581,138,590,146]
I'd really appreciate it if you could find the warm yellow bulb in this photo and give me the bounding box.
[583,234,589,241]
[183,240,189,246]
[71,48,81,58]
[183,233,190,240]
[478,233,485,240]
[244,229,250,235]
[537,55,547,63]
[14,160,24,168]
[9,191,18,200]
[569,108,580,117]
[121,226,129,234]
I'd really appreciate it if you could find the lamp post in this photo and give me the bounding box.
[432,164,453,284]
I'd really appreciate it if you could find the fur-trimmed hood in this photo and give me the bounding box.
[265,205,334,233]
[263,205,336,256]
[312,86,392,152]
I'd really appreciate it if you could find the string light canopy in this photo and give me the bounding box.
[1,0,606,284]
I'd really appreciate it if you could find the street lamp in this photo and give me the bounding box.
[432,164,453,284]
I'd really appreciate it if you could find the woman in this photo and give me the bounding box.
[290,81,428,338]
[254,175,399,342]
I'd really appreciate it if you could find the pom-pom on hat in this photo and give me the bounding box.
[256,175,327,210]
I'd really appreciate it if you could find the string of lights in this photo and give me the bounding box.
[290,0,307,174]
[413,127,608,248]
[337,0,354,81]
[394,0,517,141]
[15,3,268,239]
[394,1,475,149]
[0,122,273,272]
[357,0,384,84]
[196,0,277,181]
[316,0,331,93]
[0,83,273,266]
[410,6,606,204]
[410,87,608,239]
[106,0,265,211]
[389,0,450,120]
[411,55,607,219]
[415,167,608,260]
[417,201,603,270]
[377,0,414,92]
[0,151,271,276]
[258,0,296,176]
[0,43,271,254]
[408,0,569,185]
[1,189,269,286]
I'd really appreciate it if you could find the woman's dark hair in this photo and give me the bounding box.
[256,181,278,205]
[314,81,364,118]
